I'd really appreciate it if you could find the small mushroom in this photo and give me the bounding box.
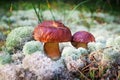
[71,31,95,48]
[33,20,72,60]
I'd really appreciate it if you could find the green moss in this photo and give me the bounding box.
[0,54,12,65]
[6,27,34,52]
[23,41,43,55]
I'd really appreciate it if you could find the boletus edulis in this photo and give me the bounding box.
[71,31,95,48]
[34,20,72,60]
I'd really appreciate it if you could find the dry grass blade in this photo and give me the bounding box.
[9,3,13,12]
[70,63,89,80]
[38,3,44,21]
[32,4,42,23]
[66,0,90,20]
[46,0,56,21]
[82,64,90,71]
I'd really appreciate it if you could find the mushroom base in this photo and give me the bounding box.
[71,42,87,48]
[44,42,61,60]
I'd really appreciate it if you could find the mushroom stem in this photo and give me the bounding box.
[44,42,61,60]
[71,42,87,48]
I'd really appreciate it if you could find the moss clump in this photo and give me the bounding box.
[62,47,88,60]
[0,54,12,65]
[114,36,120,49]
[5,27,34,52]
[23,41,43,55]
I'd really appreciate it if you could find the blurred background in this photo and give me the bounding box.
[0,0,120,50]
[0,0,120,14]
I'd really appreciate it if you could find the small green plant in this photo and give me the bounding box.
[89,70,95,80]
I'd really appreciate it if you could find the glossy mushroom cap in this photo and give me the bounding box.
[33,20,72,60]
[72,31,95,43]
[71,31,95,48]
[34,20,72,42]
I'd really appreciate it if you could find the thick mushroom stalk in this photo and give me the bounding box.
[44,42,60,60]
[34,20,72,60]
[71,31,95,49]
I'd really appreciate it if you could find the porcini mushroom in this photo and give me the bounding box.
[33,20,72,60]
[71,31,95,48]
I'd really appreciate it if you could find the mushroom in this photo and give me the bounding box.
[71,31,95,48]
[33,20,72,60]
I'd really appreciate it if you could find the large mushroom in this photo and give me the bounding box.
[33,20,72,60]
[71,31,95,48]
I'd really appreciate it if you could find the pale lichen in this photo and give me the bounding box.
[22,51,73,80]
[62,47,88,72]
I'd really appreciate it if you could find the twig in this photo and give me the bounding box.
[82,64,91,71]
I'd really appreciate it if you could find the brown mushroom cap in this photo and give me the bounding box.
[34,20,72,42]
[71,31,95,48]
[72,31,95,44]
[33,20,72,60]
